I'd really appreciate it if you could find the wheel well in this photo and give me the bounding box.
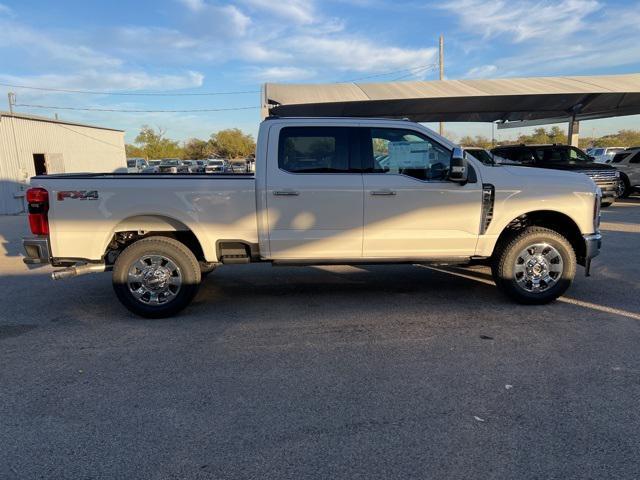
[104,229,205,265]
[495,211,586,263]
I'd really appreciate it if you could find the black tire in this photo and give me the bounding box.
[601,201,614,208]
[112,237,201,318]
[491,227,576,305]
[618,174,631,199]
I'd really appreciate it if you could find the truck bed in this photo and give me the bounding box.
[31,174,258,262]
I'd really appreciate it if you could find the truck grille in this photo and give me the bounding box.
[581,170,617,181]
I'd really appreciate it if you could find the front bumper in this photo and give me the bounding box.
[22,236,51,265]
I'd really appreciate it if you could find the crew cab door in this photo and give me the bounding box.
[360,127,482,258]
[265,125,364,259]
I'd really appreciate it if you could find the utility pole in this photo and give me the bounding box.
[8,92,16,114]
[438,35,444,136]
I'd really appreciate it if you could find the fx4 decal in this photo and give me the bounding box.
[57,190,99,201]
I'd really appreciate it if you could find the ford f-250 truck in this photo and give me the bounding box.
[22,117,602,318]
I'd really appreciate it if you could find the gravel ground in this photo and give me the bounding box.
[1,197,639,479]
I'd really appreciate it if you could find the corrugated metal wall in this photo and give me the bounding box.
[0,115,126,214]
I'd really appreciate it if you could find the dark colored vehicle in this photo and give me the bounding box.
[491,144,621,207]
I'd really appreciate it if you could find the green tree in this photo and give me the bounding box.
[183,138,212,159]
[459,135,493,149]
[125,144,144,158]
[210,128,255,159]
[134,125,183,159]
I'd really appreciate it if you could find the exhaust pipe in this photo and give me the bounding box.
[51,263,107,280]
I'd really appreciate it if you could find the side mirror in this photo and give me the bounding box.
[449,147,468,183]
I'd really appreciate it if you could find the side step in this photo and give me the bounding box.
[218,242,251,264]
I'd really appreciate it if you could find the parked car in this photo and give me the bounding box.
[141,160,161,174]
[127,158,148,173]
[158,159,189,174]
[23,117,602,317]
[181,160,204,173]
[610,147,640,198]
[491,144,620,207]
[205,159,229,173]
[589,147,627,164]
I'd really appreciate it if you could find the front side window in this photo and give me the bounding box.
[279,127,350,173]
[365,128,450,181]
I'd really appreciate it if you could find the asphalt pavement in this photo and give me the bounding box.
[1,198,639,479]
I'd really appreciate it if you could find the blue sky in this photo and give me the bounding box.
[1,0,639,143]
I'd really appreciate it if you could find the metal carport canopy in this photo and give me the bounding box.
[263,73,640,124]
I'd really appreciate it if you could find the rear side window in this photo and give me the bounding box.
[630,153,640,164]
[279,127,350,173]
[611,152,632,163]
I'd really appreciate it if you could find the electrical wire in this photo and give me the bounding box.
[390,64,438,81]
[13,103,260,113]
[0,82,260,96]
[342,63,439,82]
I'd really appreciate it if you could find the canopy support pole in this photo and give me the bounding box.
[568,115,580,147]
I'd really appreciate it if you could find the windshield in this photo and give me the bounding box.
[208,160,223,165]
[127,160,136,167]
[465,149,494,165]
[162,160,179,165]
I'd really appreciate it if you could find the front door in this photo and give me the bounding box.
[265,125,364,259]
[361,127,482,258]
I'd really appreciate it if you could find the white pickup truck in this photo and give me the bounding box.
[23,117,602,317]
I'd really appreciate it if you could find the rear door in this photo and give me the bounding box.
[360,127,482,258]
[265,125,364,259]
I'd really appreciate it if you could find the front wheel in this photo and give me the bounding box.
[617,175,631,199]
[113,237,201,318]
[491,227,576,304]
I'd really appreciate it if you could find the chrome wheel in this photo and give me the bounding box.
[127,255,182,305]
[513,243,563,293]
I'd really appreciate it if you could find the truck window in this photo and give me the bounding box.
[278,127,350,173]
[364,128,450,181]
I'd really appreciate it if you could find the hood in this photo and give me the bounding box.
[499,165,597,190]
[535,161,616,171]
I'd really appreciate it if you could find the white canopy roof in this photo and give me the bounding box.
[264,73,640,124]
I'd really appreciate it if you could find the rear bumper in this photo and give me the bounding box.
[22,237,51,265]
[584,233,602,261]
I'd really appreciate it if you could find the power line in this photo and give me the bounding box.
[390,64,438,81]
[13,103,260,113]
[0,82,260,96]
[343,63,439,82]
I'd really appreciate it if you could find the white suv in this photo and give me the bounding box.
[611,147,640,197]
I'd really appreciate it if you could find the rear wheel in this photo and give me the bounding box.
[113,237,201,318]
[601,201,614,208]
[492,227,576,304]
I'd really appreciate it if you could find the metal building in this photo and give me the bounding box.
[0,111,126,214]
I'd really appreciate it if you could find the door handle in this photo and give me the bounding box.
[273,190,300,196]
[370,190,396,196]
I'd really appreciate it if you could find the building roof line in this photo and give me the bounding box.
[0,111,124,132]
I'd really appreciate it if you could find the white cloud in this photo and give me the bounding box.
[178,0,251,36]
[0,3,12,16]
[465,65,497,78]
[240,0,316,25]
[250,66,316,82]
[0,19,122,69]
[0,71,204,94]
[286,36,436,73]
[441,0,601,43]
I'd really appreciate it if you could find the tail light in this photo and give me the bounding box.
[26,187,49,235]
